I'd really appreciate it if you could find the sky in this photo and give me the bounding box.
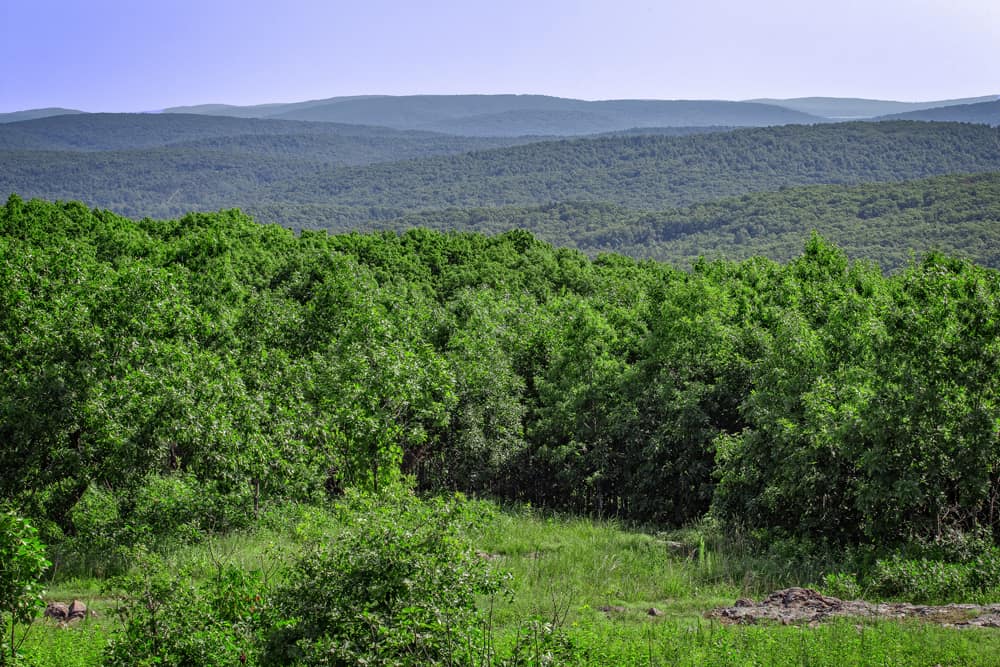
[1,0,998,113]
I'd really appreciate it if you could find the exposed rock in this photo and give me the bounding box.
[955,613,1000,629]
[67,600,87,622]
[707,587,1000,628]
[475,550,502,561]
[44,603,69,622]
[599,604,627,615]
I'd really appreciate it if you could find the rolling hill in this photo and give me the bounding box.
[245,121,1000,217]
[362,173,1000,271]
[0,112,543,153]
[5,120,998,225]
[749,95,999,119]
[0,107,85,123]
[165,94,823,135]
[876,100,1000,125]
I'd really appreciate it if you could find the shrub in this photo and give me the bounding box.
[863,547,1000,604]
[867,556,973,603]
[59,475,255,576]
[103,556,267,667]
[262,488,503,666]
[0,511,50,666]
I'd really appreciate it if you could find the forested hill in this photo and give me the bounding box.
[253,122,1000,213]
[876,99,1000,125]
[0,107,84,124]
[0,112,542,153]
[3,121,999,223]
[167,94,824,135]
[356,173,1000,271]
[3,196,999,550]
[748,95,1000,119]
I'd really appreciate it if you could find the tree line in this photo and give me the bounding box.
[2,196,999,563]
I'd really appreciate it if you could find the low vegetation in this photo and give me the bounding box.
[13,494,1000,666]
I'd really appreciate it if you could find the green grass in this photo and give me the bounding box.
[474,507,1000,665]
[18,500,1000,666]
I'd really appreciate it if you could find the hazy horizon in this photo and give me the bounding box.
[2,0,998,114]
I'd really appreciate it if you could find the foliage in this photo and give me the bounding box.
[3,197,1000,555]
[58,476,254,576]
[262,489,502,666]
[103,555,268,667]
[0,511,49,666]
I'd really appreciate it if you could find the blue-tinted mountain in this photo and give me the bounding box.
[0,112,543,155]
[163,94,822,135]
[875,100,1000,125]
[749,95,999,119]
[0,107,85,124]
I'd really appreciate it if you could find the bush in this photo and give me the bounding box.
[862,547,1000,604]
[262,488,503,666]
[59,475,255,575]
[103,556,267,667]
[867,556,973,603]
[0,511,50,666]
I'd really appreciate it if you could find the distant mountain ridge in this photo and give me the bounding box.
[263,95,824,135]
[875,99,1000,125]
[0,107,84,124]
[159,93,1000,135]
[748,95,999,119]
[0,112,542,152]
[7,93,998,136]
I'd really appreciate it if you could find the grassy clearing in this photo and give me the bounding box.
[19,500,1000,666]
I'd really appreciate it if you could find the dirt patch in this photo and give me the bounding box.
[707,587,1000,628]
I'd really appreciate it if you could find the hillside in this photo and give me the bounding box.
[0,107,84,123]
[0,112,541,153]
[166,94,823,135]
[749,95,999,119]
[877,99,1000,125]
[364,173,1000,271]
[4,121,999,222]
[249,121,1000,214]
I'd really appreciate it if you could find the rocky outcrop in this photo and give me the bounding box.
[707,588,1000,628]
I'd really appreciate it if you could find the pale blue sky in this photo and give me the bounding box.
[2,0,997,112]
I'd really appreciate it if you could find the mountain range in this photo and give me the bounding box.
[746,95,998,119]
[2,92,999,271]
[5,93,997,136]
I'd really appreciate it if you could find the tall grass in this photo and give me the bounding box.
[21,500,1000,666]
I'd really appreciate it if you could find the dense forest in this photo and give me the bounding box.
[4,119,1000,225]
[354,172,1000,270]
[3,195,998,552]
[0,112,542,154]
